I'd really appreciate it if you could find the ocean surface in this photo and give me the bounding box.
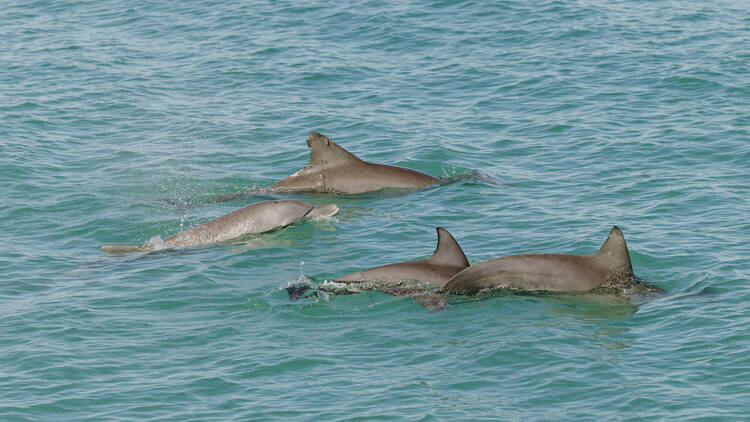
[2,0,749,420]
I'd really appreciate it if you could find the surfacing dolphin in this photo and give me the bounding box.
[270,131,440,194]
[100,199,338,254]
[286,227,469,300]
[440,226,661,296]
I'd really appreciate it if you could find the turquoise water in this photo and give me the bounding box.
[2,0,749,420]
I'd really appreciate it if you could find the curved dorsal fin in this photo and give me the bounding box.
[592,226,634,275]
[427,227,470,268]
[307,131,362,169]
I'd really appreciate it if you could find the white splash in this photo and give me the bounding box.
[145,235,166,250]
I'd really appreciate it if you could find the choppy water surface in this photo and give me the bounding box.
[2,1,749,420]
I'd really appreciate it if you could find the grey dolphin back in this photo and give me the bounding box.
[163,199,313,247]
[270,131,440,194]
[294,227,469,300]
[285,226,469,305]
[307,131,362,170]
[591,226,634,278]
[439,225,640,295]
[428,227,470,268]
[99,199,334,254]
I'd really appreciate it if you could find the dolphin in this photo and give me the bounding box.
[335,227,470,288]
[100,199,338,253]
[440,226,660,296]
[286,227,469,300]
[269,131,440,194]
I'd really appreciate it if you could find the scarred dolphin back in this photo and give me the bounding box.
[307,131,363,170]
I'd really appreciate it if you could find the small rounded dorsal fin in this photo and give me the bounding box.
[307,131,363,169]
[592,226,634,275]
[428,227,470,269]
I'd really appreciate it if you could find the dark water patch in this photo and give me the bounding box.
[657,75,724,92]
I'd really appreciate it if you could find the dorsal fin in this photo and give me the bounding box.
[427,227,470,268]
[592,226,634,275]
[307,131,362,169]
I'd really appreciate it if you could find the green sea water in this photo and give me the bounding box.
[1,0,749,420]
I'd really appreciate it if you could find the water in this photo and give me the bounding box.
[2,0,748,420]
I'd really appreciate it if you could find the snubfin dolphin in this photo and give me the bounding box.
[286,227,469,300]
[100,199,338,254]
[270,131,440,194]
[440,226,660,295]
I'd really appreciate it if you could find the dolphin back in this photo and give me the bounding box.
[271,132,439,194]
[591,226,634,279]
[99,199,320,253]
[163,199,313,247]
[334,227,469,288]
[427,227,470,269]
[306,131,362,170]
[441,226,639,295]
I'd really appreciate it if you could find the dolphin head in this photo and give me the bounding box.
[306,204,339,220]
